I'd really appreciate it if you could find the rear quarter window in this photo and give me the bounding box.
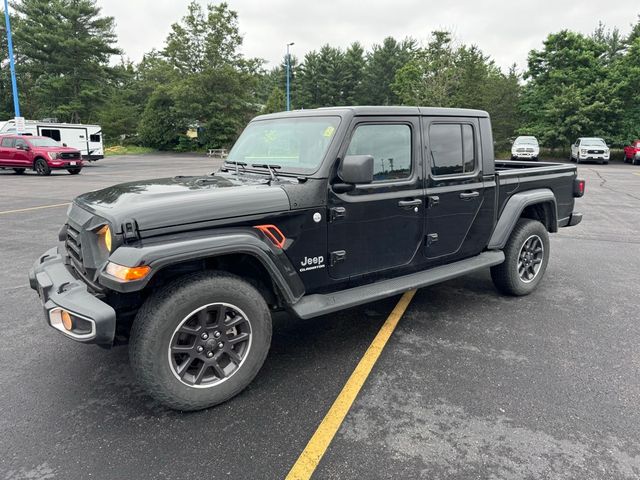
[1,137,15,147]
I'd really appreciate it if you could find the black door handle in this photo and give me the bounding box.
[398,199,423,208]
[459,191,480,200]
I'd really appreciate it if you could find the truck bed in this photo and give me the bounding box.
[493,160,578,227]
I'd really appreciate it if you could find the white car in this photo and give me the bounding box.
[570,137,609,164]
[511,136,540,161]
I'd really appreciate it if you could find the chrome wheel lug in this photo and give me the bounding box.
[206,351,214,358]
[196,346,204,353]
[214,331,221,338]
[218,342,224,349]
[201,332,209,340]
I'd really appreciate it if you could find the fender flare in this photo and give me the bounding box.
[487,188,557,250]
[98,228,305,304]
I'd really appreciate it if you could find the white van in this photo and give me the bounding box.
[0,119,104,160]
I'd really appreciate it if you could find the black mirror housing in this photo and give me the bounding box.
[338,155,374,185]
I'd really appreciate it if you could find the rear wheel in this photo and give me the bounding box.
[67,168,82,175]
[13,168,25,174]
[491,218,550,296]
[130,271,272,411]
[34,158,51,176]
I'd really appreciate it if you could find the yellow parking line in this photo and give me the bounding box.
[633,172,640,177]
[0,202,70,215]
[286,289,417,480]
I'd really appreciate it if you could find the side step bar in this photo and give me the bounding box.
[291,250,505,319]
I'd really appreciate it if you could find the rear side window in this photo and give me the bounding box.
[429,123,476,176]
[89,134,101,143]
[41,129,61,142]
[346,124,411,181]
[1,137,15,147]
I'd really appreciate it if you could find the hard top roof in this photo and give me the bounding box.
[255,105,489,121]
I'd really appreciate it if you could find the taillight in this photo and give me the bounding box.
[573,178,585,197]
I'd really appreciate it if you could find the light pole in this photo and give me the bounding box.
[3,0,21,118]
[286,42,294,111]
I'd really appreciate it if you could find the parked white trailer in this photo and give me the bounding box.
[0,119,104,160]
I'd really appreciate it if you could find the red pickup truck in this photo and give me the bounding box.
[0,135,83,175]
[623,140,640,165]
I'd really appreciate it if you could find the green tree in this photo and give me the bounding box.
[360,37,416,105]
[12,0,121,123]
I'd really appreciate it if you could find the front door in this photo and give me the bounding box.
[13,138,31,167]
[327,118,424,280]
[424,118,485,262]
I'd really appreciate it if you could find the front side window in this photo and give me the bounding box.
[227,116,340,173]
[346,124,411,181]
[14,138,27,149]
[429,123,476,176]
[40,129,61,142]
[1,137,15,147]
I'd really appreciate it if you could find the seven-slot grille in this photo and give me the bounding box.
[65,221,84,272]
[61,152,81,160]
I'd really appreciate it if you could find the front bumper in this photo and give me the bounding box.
[29,247,116,345]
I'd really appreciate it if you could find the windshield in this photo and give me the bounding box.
[227,116,341,172]
[514,137,538,145]
[29,137,60,147]
[581,139,606,147]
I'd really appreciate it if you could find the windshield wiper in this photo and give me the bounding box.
[251,163,281,182]
[225,160,247,176]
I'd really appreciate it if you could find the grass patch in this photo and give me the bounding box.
[104,145,156,156]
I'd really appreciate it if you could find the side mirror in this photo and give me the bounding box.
[63,143,67,147]
[338,155,374,185]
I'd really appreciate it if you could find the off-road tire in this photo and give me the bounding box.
[34,158,51,176]
[13,168,25,174]
[130,271,272,411]
[491,218,550,296]
[67,168,82,175]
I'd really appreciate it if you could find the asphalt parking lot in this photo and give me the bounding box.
[1,155,639,480]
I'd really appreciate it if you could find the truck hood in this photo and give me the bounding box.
[74,174,291,233]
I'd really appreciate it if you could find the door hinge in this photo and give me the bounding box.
[427,196,440,208]
[329,207,346,222]
[426,233,439,246]
[330,250,346,266]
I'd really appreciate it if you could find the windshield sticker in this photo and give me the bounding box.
[323,126,335,138]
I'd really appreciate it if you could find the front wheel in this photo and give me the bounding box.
[491,218,550,296]
[34,158,51,176]
[130,271,272,411]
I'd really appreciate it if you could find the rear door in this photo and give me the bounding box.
[423,117,487,263]
[0,137,16,165]
[327,117,424,280]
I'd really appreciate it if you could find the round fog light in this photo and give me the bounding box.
[61,311,73,331]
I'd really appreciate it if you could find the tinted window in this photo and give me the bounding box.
[14,138,27,149]
[41,129,61,142]
[346,124,411,181]
[1,137,15,147]
[89,134,101,142]
[429,123,476,176]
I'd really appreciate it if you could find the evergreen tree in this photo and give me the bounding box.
[12,0,120,123]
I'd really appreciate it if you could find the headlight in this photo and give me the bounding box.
[97,225,112,252]
[580,149,587,154]
[48,152,59,160]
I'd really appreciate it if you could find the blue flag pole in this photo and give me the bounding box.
[3,0,21,118]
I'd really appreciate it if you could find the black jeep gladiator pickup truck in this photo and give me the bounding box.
[30,106,584,411]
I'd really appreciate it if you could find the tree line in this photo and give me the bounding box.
[1,0,639,152]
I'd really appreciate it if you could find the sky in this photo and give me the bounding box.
[98,0,638,73]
